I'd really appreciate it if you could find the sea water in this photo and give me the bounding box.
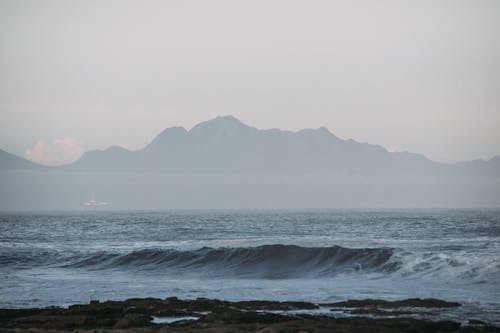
[1,209,499,323]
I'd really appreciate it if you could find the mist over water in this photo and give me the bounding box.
[1,209,499,324]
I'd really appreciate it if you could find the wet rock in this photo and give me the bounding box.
[348,308,421,316]
[95,317,117,327]
[1,297,498,333]
[419,320,461,332]
[164,296,187,308]
[256,327,280,333]
[202,307,293,324]
[0,308,45,324]
[187,298,229,311]
[113,313,151,329]
[234,300,318,311]
[325,298,461,308]
[9,314,89,329]
[156,309,201,317]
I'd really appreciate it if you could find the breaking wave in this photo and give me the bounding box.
[5,244,498,281]
[62,245,398,278]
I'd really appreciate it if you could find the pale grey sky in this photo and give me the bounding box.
[1,0,499,165]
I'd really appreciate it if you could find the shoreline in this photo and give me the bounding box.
[1,297,499,333]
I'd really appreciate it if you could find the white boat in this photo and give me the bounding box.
[83,192,108,209]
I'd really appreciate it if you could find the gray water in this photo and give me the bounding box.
[1,209,499,323]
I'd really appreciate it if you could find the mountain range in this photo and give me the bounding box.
[1,115,499,177]
[1,116,500,210]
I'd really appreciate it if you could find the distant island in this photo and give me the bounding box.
[2,115,499,177]
[0,116,499,211]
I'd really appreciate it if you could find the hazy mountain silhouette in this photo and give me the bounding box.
[64,115,498,177]
[1,117,499,210]
[1,116,499,177]
[0,149,47,171]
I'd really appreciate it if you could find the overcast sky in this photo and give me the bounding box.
[1,0,499,165]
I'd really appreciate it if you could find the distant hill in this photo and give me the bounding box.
[64,116,499,177]
[452,156,500,178]
[0,149,47,171]
[1,118,499,210]
[1,116,498,177]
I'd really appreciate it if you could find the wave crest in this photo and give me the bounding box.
[63,245,397,278]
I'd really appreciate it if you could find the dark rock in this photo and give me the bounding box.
[113,313,151,329]
[0,308,45,323]
[164,296,188,309]
[422,320,461,332]
[157,309,199,317]
[483,326,500,333]
[348,308,421,316]
[234,300,318,311]
[202,307,294,324]
[95,317,117,327]
[324,298,461,308]
[1,297,498,333]
[9,314,89,329]
[187,298,229,311]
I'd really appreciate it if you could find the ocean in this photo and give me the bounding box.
[1,209,499,323]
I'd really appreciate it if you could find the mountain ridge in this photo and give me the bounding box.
[64,116,423,174]
[1,116,499,177]
[2,116,499,211]
[63,116,497,176]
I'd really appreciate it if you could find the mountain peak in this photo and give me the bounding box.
[190,115,254,135]
[145,126,188,151]
[193,115,245,127]
[317,126,331,134]
[215,115,241,122]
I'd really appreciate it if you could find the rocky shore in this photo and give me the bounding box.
[1,297,499,333]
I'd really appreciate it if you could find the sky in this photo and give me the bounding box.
[1,0,499,165]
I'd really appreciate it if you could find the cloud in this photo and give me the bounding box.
[25,138,83,166]
[386,144,401,153]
